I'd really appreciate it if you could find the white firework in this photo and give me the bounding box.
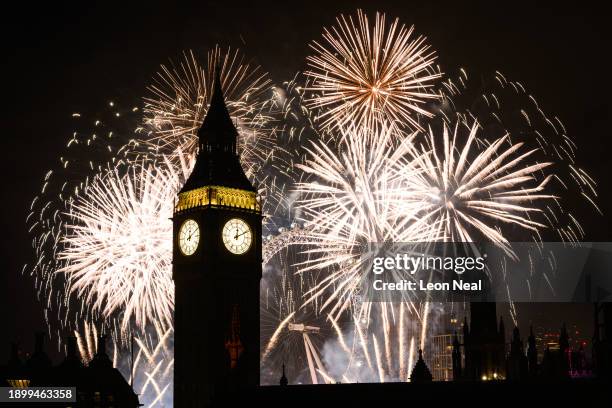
[59,160,180,335]
[306,9,441,133]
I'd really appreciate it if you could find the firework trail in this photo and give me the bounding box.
[261,249,335,385]
[75,324,174,407]
[26,101,143,337]
[131,328,174,407]
[305,9,441,133]
[436,69,601,322]
[75,322,100,364]
[268,123,435,382]
[74,322,120,369]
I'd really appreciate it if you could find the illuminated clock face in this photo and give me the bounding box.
[222,218,252,255]
[178,219,200,256]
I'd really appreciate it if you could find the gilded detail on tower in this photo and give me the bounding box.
[175,185,260,213]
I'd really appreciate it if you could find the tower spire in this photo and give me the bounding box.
[178,63,254,193]
[197,63,237,154]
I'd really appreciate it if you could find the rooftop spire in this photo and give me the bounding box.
[280,363,288,386]
[410,349,433,383]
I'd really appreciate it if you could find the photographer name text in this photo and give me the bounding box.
[372,279,482,292]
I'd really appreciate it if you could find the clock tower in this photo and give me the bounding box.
[172,69,262,407]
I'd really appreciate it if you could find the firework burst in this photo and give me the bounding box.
[293,125,434,319]
[59,160,180,335]
[306,9,441,133]
[143,47,277,180]
[393,119,556,255]
[438,69,600,242]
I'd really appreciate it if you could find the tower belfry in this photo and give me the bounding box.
[172,67,262,407]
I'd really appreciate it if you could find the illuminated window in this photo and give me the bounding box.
[7,379,30,388]
[176,186,260,213]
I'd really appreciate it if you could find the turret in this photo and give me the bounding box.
[61,336,83,368]
[527,325,538,376]
[558,323,570,377]
[89,335,112,369]
[26,332,52,385]
[409,349,433,383]
[279,363,288,386]
[452,331,462,381]
[506,326,527,380]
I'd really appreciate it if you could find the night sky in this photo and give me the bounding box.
[1,1,610,360]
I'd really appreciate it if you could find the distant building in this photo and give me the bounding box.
[0,333,140,407]
[426,306,466,381]
[430,333,462,381]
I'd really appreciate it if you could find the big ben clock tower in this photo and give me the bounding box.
[172,70,262,407]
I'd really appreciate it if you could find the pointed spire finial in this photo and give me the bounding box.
[213,61,223,98]
[280,362,289,386]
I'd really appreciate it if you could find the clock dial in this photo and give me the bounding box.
[222,218,252,255]
[178,219,200,256]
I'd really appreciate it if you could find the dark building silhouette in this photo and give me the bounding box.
[410,349,433,383]
[172,68,262,407]
[452,332,462,380]
[451,304,594,382]
[592,302,612,379]
[25,332,52,385]
[527,326,538,377]
[279,364,288,387]
[539,324,572,380]
[461,302,506,380]
[570,345,587,375]
[505,326,528,380]
[0,333,139,407]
